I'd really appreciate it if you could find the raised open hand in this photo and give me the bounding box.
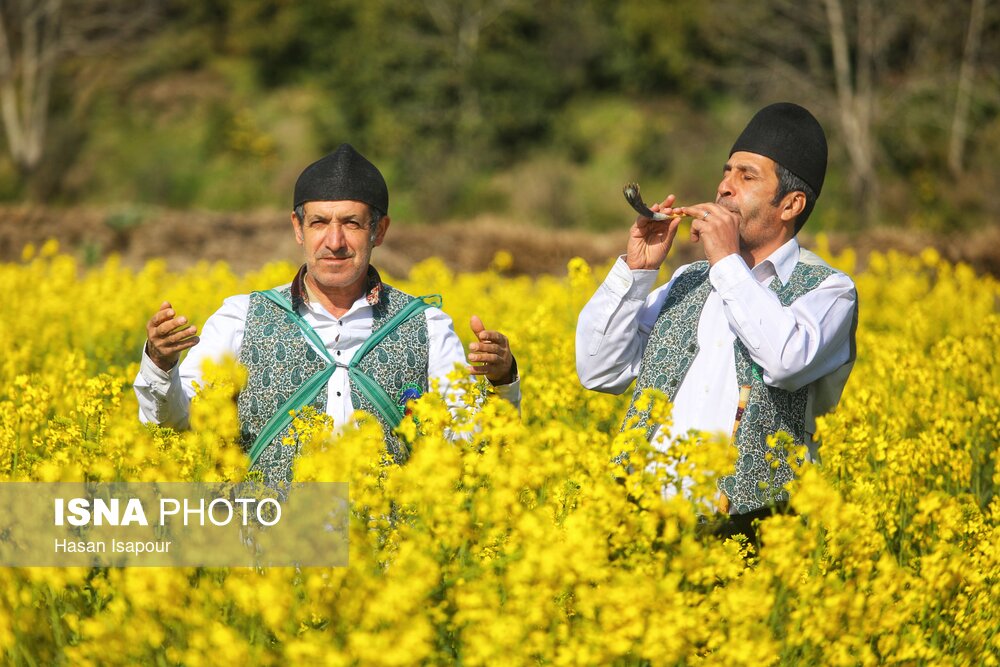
[145,301,200,372]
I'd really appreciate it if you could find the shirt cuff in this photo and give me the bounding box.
[607,256,660,301]
[488,357,521,403]
[139,343,179,393]
[491,376,521,403]
[708,253,753,295]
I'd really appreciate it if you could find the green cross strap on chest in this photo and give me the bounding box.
[245,288,442,466]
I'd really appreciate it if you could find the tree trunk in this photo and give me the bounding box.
[824,0,878,224]
[0,0,63,174]
[948,0,986,177]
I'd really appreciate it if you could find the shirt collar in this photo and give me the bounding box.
[754,236,800,286]
[291,264,385,311]
[290,264,309,311]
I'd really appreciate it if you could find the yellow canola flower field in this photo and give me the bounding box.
[1,238,998,666]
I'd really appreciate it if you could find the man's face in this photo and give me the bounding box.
[716,151,784,252]
[292,200,389,297]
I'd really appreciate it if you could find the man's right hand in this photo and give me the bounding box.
[145,301,200,372]
[625,193,684,271]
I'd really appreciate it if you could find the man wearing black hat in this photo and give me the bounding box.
[576,103,857,545]
[135,144,520,488]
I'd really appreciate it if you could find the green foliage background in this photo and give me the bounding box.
[2,0,998,232]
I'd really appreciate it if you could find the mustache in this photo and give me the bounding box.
[716,196,741,216]
[316,249,354,259]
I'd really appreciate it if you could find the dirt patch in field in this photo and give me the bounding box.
[2,205,999,278]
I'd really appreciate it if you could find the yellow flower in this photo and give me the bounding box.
[0,246,997,664]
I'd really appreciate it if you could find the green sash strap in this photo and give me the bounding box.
[246,289,442,465]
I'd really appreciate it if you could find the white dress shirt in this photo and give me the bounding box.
[135,285,521,429]
[576,238,856,456]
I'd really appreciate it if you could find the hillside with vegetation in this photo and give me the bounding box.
[1,0,997,242]
[0,0,1000,280]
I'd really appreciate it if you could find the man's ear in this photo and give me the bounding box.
[291,211,304,245]
[779,191,806,222]
[372,216,391,246]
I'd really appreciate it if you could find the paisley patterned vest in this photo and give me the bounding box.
[237,283,431,489]
[621,258,839,514]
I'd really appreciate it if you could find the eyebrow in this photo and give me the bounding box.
[724,162,763,177]
[306,212,362,223]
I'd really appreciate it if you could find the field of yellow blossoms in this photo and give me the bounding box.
[1,238,998,666]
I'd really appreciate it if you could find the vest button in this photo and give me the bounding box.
[688,344,696,353]
[669,379,678,387]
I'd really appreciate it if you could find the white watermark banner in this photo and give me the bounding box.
[0,482,348,567]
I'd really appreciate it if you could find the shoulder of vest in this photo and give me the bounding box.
[779,251,844,301]
[795,248,841,276]
[246,287,285,310]
[380,282,414,298]
[245,285,293,313]
[247,285,293,300]
[681,260,711,277]
[380,283,418,307]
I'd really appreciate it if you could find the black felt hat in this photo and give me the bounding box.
[293,143,388,213]
[730,103,828,196]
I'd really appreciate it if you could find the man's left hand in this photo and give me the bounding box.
[682,203,741,265]
[468,315,516,385]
